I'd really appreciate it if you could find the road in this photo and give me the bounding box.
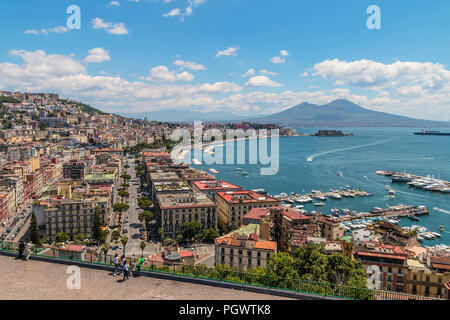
[124,158,160,257]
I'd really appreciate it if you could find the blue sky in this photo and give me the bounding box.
[0,0,449,120]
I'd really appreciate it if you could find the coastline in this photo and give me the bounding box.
[176,134,298,161]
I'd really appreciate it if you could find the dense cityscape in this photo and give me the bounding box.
[0,90,448,301]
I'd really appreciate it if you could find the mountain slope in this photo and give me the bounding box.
[252,99,450,128]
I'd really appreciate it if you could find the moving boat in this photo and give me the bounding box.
[337,171,343,176]
[440,225,445,232]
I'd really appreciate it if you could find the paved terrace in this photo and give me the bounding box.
[0,255,290,300]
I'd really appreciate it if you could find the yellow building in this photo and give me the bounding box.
[406,258,450,299]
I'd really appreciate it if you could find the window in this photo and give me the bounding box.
[413,275,417,280]
[426,276,430,282]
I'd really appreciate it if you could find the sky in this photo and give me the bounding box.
[0,0,449,120]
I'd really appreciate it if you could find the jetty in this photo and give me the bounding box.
[273,188,372,202]
[376,170,450,193]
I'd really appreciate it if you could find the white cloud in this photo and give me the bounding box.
[109,1,120,6]
[25,26,68,35]
[173,59,206,71]
[84,48,111,63]
[148,65,194,82]
[260,69,278,76]
[270,50,289,64]
[1,49,449,120]
[300,72,308,77]
[313,59,450,90]
[92,18,128,35]
[163,8,181,17]
[245,75,282,87]
[242,69,255,77]
[216,46,239,58]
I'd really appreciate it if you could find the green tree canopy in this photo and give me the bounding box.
[181,221,202,241]
[30,212,40,245]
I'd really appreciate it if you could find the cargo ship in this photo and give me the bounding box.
[414,130,450,136]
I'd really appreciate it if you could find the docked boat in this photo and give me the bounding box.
[209,168,219,174]
[407,215,420,221]
[192,158,202,165]
[328,193,342,200]
[391,175,413,183]
[314,202,325,207]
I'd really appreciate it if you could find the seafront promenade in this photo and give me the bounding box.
[0,255,289,300]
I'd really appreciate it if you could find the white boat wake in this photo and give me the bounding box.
[434,207,450,215]
[306,138,396,162]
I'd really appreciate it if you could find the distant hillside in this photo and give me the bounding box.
[251,99,450,128]
[77,103,107,115]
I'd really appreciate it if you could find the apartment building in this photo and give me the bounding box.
[355,242,409,293]
[34,197,110,241]
[63,160,86,181]
[215,190,280,232]
[215,224,277,270]
[407,256,450,299]
[191,180,242,200]
[156,191,217,238]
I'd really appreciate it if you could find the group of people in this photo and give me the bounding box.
[113,253,146,281]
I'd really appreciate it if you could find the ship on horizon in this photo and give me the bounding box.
[414,130,450,136]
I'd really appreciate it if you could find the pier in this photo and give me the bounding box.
[376,170,450,193]
[273,188,372,203]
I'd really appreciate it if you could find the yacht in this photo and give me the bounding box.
[314,202,325,207]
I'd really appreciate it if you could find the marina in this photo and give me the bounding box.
[377,170,450,193]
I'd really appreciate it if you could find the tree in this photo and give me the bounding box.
[292,242,328,282]
[138,198,152,210]
[118,190,129,199]
[74,233,84,243]
[202,228,219,242]
[113,203,129,213]
[121,183,130,189]
[112,229,121,241]
[265,252,299,284]
[30,212,40,245]
[139,210,154,223]
[121,173,131,181]
[140,241,147,257]
[102,242,110,261]
[55,232,69,243]
[92,208,103,244]
[326,253,368,288]
[181,221,202,242]
[162,236,175,247]
[120,236,128,256]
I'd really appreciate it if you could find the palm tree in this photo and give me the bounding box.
[140,241,147,257]
[120,236,128,256]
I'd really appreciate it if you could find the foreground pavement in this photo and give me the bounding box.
[0,255,290,300]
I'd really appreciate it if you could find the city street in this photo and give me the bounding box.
[124,158,159,257]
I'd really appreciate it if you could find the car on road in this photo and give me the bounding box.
[140,235,146,240]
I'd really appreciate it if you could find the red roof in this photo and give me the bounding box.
[216,190,280,204]
[432,263,450,271]
[179,251,195,258]
[357,251,407,260]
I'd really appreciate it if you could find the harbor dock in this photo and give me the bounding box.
[376,170,450,193]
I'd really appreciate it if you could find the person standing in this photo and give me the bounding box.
[137,255,146,277]
[122,260,129,281]
[18,241,25,260]
[113,254,120,276]
[130,254,136,278]
[120,255,126,275]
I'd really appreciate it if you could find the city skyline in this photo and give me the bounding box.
[0,0,449,121]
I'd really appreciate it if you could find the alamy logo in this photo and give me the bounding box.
[66,265,81,290]
[366,5,381,30]
[66,5,81,30]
